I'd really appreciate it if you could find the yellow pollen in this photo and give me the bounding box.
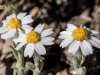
[6,18,21,29]
[72,28,88,42]
[26,31,40,44]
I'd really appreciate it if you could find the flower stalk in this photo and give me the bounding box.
[33,52,44,75]
[11,46,44,75]
[67,50,86,75]
[11,46,29,75]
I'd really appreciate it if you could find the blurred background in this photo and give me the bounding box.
[0,0,100,75]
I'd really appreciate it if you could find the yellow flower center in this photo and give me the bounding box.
[26,31,40,44]
[72,28,88,42]
[6,18,21,29]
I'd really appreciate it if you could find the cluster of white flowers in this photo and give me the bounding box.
[0,13,100,58]
[0,13,54,58]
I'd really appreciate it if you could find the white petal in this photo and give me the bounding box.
[41,37,54,45]
[12,31,19,39]
[18,28,23,33]
[21,25,33,33]
[67,24,77,30]
[2,20,8,26]
[34,44,41,55]
[22,19,33,25]
[6,15,12,20]
[89,40,100,48]
[83,40,93,54]
[10,14,16,18]
[18,28,26,37]
[80,41,89,56]
[37,42,46,55]
[13,37,26,43]
[21,25,33,30]
[91,36,100,45]
[7,29,16,38]
[83,26,87,29]
[60,31,72,35]
[13,41,18,45]
[91,30,98,35]
[0,27,9,33]
[41,28,53,37]
[28,44,34,58]
[80,24,84,28]
[60,37,74,48]
[66,28,75,32]
[18,30,26,38]
[22,15,32,20]
[21,15,33,24]
[68,40,76,53]
[6,14,16,20]
[1,32,8,40]
[84,26,90,30]
[68,40,80,54]
[34,24,44,33]
[15,42,27,50]
[2,20,7,23]
[24,44,31,57]
[58,34,71,39]
[17,13,27,19]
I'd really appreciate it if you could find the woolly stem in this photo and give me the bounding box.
[67,50,86,75]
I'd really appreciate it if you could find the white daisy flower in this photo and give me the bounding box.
[58,24,100,56]
[0,13,33,40]
[13,24,54,58]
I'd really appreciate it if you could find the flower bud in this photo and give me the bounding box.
[76,67,86,75]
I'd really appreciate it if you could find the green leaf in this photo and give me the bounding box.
[39,58,44,71]
[33,71,39,75]
[71,57,80,69]
[76,67,86,75]
[67,57,73,66]
[10,46,18,59]
[26,62,35,71]
[74,50,82,61]
[80,55,85,65]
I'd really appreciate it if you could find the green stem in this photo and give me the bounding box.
[16,49,24,75]
[14,47,28,75]
[10,46,18,60]
[32,52,44,75]
[13,68,17,75]
[17,51,24,67]
[67,50,86,75]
